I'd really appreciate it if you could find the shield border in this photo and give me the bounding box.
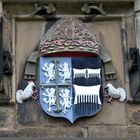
[39,56,103,123]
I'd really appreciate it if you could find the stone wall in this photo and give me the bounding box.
[0,0,140,138]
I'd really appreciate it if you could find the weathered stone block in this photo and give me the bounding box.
[88,125,140,138]
[0,107,14,127]
[14,126,88,138]
[88,125,123,138]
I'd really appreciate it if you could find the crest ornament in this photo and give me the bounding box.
[16,17,113,123]
[38,17,103,123]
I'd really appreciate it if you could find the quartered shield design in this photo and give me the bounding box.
[39,56,103,123]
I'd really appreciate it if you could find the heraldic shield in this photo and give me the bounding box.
[39,56,103,123]
[39,17,103,123]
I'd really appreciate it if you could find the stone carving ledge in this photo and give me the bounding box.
[0,0,134,3]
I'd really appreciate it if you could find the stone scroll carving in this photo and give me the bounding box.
[31,3,56,16]
[81,3,106,16]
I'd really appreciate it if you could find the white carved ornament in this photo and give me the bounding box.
[16,81,36,104]
[105,83,126,102]
[59,88,73,114]
[58,62,71,83]
[42,88,56,112]
[42,63,55,83]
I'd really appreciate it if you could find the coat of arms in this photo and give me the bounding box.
[38,17,103,123]
[40,57,103,123]
[16,17,112,123]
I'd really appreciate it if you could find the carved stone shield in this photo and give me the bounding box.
[39,17,103,123]
[39,56,103,123]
